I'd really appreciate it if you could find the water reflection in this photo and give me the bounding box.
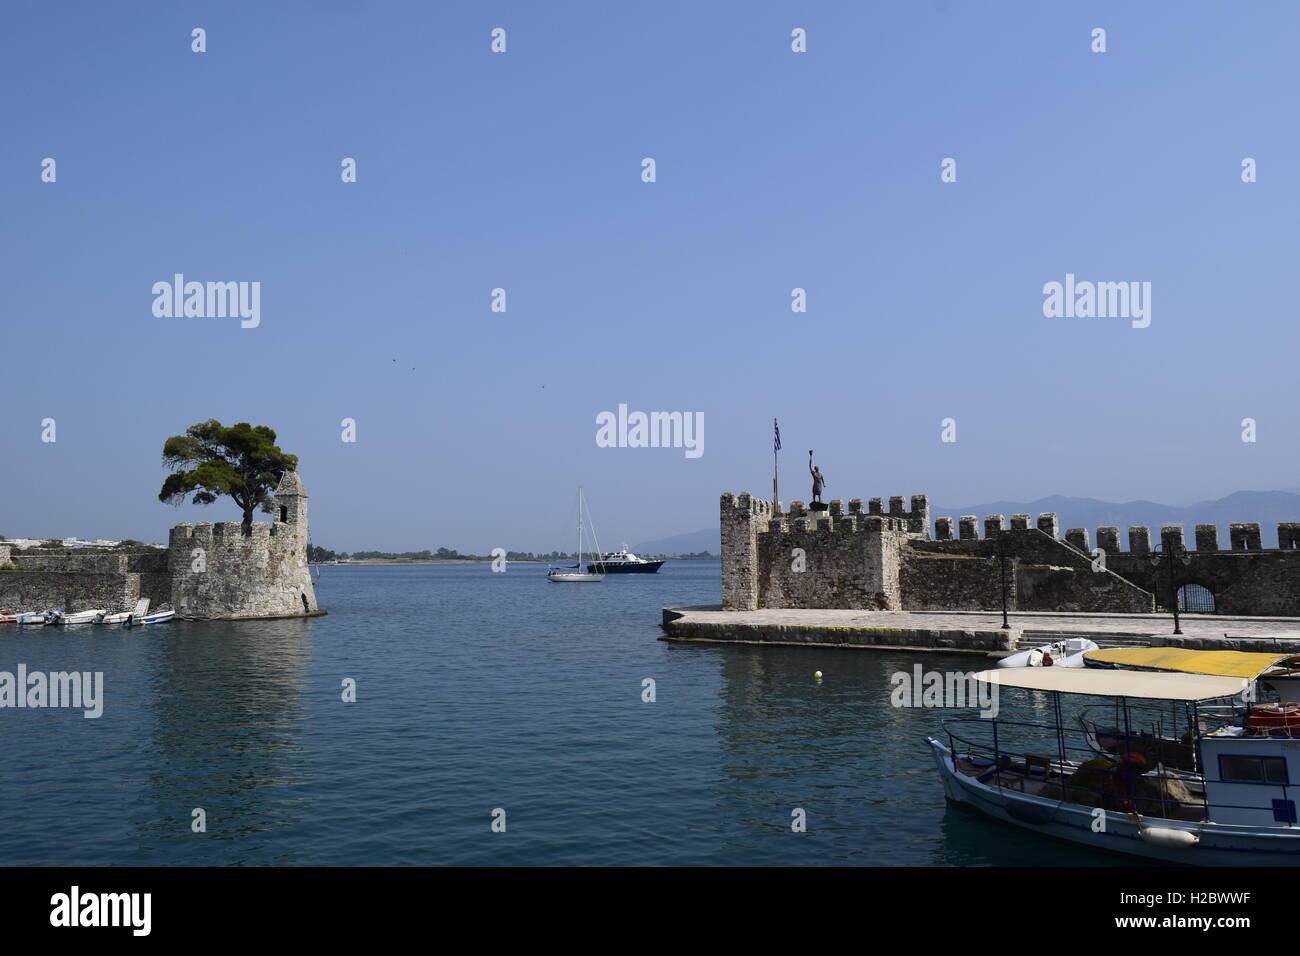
[133,618,316,863]
[707,644,1145,865]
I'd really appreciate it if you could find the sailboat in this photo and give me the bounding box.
[547,487,606,583]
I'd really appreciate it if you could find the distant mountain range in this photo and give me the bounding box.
[938,492,1300,545]
[634,528,721,557]
[636,491,1300,555]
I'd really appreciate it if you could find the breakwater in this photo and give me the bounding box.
[662,606,1300,655]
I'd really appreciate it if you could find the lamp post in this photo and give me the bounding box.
[997,529,1012,631]
[1149,542,1193,635]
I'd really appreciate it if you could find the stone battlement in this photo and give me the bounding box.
[927,517,1299,553]
[0,471,320,621]
[167,471,318,620]
[727,492,932,536]
[720,490,1300,617]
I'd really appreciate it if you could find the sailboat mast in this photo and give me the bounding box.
[577,486,584,562]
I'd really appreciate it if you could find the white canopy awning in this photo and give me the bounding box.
[973,667,1247,702]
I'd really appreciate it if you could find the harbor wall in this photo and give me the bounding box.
[0,571,139,613]
[662,607,1013,653]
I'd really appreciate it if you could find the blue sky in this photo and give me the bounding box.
[3,1,1297,552]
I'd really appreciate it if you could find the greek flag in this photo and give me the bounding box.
[774,420,781,452]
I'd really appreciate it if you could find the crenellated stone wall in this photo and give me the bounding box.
[0,471,320,620]
[722,490,1300,615]
[167,470,317,619]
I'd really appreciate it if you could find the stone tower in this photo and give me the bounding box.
[273,470,316,614]
[166,469,320,619]
[275,469,308,531]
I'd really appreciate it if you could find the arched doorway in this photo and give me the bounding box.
[1177,583,1216,614]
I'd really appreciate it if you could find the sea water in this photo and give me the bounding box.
[0,562,1134,865]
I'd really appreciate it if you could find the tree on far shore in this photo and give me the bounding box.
[158,420,297,535]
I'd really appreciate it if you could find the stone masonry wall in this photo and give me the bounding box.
[758,516,905,609]
[723,492,921,611]
[167,521,315,619]
[721,490,1300,615]
[900,553,1008,611]
[167,469,317,619]
[722,492,1158,614]
[0,571,137,613]
[0,471,319,620]
[907,527,1154,612]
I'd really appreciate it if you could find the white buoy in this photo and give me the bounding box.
[814,671,823,680]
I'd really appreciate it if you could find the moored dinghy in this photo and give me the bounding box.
[123,604,174,627]
[47,608,108,626]
[997,637,1098,668]
[101,599,151,625]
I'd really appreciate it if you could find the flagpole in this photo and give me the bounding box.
[773,418,779,509]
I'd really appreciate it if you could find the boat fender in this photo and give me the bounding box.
[1138,826,1199,849]
[1042,653,1054,667]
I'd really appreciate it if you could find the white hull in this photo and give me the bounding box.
[126,609,175,626]
[49,609,107,625]
[927,737,1300,865]
[547,572,604,583]
[102,599,151,624]
[997,639,1098,669]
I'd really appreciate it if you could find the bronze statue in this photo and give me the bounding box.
[808,450,825,504]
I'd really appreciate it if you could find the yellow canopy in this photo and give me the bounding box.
[1082,647,1299,679]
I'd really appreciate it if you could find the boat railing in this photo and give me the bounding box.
[939,716,1275,823]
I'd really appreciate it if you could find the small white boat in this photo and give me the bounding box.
[101,599,151,625]
[17,611,52,625]
[123,605,174,627]
[0,609,29,625]
[996,637,1098,668]
[547,571,606,583]
[547,487,605,583]
[47,608,107,626]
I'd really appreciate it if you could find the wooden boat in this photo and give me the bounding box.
[1067,650,1300,771]
[996,637,1098,668]
[548,487,605,583]
[928,667,1300,864]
